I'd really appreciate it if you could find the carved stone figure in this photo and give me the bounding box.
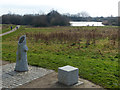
[15,35,28,72]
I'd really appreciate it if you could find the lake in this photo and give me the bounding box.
[70,21,105,26]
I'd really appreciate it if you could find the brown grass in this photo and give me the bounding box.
[17,27,118,48]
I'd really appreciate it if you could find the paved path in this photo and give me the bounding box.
[17,72,104,89]
[0,25,20,36]
[1,60,104,89]
[1,62,104,89]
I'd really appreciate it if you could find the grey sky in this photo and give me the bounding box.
[0,0,119,17]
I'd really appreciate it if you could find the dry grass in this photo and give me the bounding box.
[23,27,118,48]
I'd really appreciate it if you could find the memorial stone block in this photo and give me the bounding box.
[58,65,79,86]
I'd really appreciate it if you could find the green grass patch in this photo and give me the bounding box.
[2,25,119,88]
[1,24,17,34]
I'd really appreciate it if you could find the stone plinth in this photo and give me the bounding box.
[58,65,79,86]
[2,63,54,88]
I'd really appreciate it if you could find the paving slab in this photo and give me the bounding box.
[2,63,54,88]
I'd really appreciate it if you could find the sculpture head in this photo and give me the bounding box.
[18,35,26,45]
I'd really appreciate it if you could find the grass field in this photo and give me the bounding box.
[2,25,119,88]
[1,24,16,34]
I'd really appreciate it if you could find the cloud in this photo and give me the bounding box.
[0,0,119,16]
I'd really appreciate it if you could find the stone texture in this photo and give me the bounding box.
[15,35,28,72]
[58,65,79,86]
[2,63,54,88]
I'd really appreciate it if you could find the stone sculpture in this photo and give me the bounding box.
[15,35,29,72]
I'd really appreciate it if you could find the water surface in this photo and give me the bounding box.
[70,21,104,26]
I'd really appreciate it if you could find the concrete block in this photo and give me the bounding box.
[58,65,79,86]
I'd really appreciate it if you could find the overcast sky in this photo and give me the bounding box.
[0,0,119,17]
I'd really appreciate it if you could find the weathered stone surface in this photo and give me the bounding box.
[58,65,79,86]
[2,63,54,88]
[15,35,28,72]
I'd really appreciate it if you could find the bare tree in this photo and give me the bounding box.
[80,11,90,17]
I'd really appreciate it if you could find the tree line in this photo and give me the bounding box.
[2,10,70,27]
[1,10,119,26]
